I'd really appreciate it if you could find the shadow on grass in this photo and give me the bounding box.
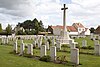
[59,49,94,56]
[9,51,82,67]
[54,61,82,67]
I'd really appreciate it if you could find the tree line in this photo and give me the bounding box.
[0,24,12,36]
[0,18,46,35]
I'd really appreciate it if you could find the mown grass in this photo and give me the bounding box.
[0,37,100,67]
[0,45,72,67]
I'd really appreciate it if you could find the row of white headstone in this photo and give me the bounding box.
[90,33,100,40]
[82,40,87,47]
[15,35,58,41]
[13,40,56,61]
[1,37,9,44]
[82,39,100,56]
[13,40,33,55]
[13,39,79,64]
[32,36,61,50]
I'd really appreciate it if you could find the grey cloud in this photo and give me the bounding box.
[0,0,33,17]
[0,0,28,10]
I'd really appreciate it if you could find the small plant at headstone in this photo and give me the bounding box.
[39,55,51,62]
[56,56,60,61]
[81,47,87,49]
[81,46,93,49]
[62,44,69,48]
[59,55,67,63]
[87,46,93,49]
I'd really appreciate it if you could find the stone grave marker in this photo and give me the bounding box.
[71,48,79,65]
[94,44,100,56]
[50,46,56,61]
[13,40,18,53]
[82,40,87,47]
[20,43,25,55]
[40,45,46,57]
[27,44,33,55]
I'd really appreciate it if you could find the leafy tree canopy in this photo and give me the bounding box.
[6,24,12,35]
[89,27,95,33]
[17,18,45,35]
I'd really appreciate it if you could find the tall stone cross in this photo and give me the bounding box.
[61,4,68,33]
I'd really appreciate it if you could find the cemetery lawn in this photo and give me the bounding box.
[0,45,70,67]
[0,37,100,67]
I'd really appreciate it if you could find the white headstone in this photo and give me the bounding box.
[46,42,49,50]
[13,40,18,53]
[1,37,4,44]
[20,43,25,55]
[90,33,94,39]
[94,40,99,45]
[56,41,61,50]
[38,40,42,48]
[82,40,87,47]
[94,44,100,55]
[98,35,100,40]
[44,36,47,45]
[69,40,76,49]
[33,41,36,48]
[52,38,55,46]
[27,44,33,55]
[40,45,46,57]
[6,37,8,44]
[93,37,96,41]
[50,46,56,61]
[71,48,79,65]
[2,37,6,44]
[71,43,76,49]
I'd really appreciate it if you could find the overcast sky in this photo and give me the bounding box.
[0,0,100,29]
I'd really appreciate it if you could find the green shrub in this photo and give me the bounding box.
[62,45,69,48]
[81,47,87,49]
[60,55,67,63]
[87,46,94,49]
[57,55,67,63]
[81,46,94,50]
[39,55,51,62]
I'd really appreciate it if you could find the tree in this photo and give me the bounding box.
[89,27,95,33]
[39,20,45,32]
[34,20,39,34]
[0,23,2,32]
[16,18,46,35]
[6,24,12,35]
